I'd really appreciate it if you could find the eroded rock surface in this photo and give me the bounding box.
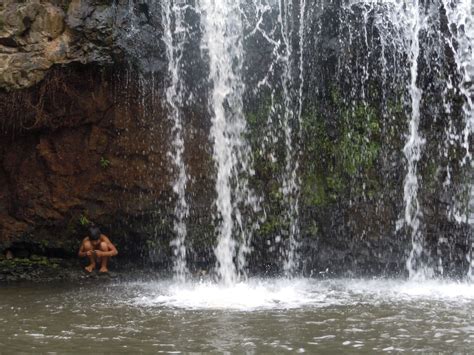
[1,1,97,89]
[0,0,163,90]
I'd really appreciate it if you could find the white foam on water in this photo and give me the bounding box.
[131,279,324,311]
[126,278,474,311]
[344,279,474,302]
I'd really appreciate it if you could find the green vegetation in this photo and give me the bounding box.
[244,87,390,238]
[79,215,90,226]
[100,156,111,168]
[243,82,469,243]
[301,99,382,207]
[0,256,59,269]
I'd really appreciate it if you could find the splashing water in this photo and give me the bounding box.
[135,278,318,310]
[129,277,474,311]
[1,279,473,352]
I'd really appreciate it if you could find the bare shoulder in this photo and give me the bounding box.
[100,234,112,243]
[82,236,90,243]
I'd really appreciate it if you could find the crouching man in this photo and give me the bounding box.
[78,225,118,273]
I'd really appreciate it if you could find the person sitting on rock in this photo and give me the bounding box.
[78,224,118,273]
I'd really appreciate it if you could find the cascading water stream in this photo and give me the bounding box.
[156,0,473,281]
[342,1,432,278]
[199,0,259,285]
[243,0,306,276]
[442,0,474,166]
[440,0,474,279]
[402,0,430,280]
[281,0,306,276]
[278,0,296,276]
[163,0,190,281]
[342,1,472,278]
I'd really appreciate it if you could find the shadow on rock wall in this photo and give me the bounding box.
[0,64,174,266]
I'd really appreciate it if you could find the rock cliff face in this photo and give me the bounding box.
[2,0,106,90]
[0,1,471,277]
[1,0,165,89]
[0,65,172,260]
[0,1,176,263]
[0,0,215,270]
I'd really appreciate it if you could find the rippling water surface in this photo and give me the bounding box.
[1,278,473,352]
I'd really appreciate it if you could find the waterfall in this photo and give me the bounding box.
[199,0,259,284]
[340,1,430,277]
[242,0,306,276]
[339,0,473,278]
[281,0,306,276]
[441,0,474,279]
[163,0,190,281]
[402,1,430,280]
[155,0,473,280]
[442,0,474,165]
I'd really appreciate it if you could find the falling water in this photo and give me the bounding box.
[155,0,474,280]
[402,1,431,279]
[242,0,306,276]
[281,0,306,276]
[341,1,432,278]
[199,0,259,284]
[441,0,474,279]
[442,0,474,165]
[163,0,190,281]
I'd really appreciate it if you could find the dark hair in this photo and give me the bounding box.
[89,225,101,241]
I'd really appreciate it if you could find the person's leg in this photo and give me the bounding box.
[83,241,96,272]
[98,242,109,273]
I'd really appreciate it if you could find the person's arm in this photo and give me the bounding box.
[97,235,118,257]
[78,239,87,257]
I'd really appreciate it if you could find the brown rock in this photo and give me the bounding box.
[0,214,29,240]
[31,4,65,40]
[37,129,93,176]
[0,66,171,247]
[88,126,109,154]
[0,1,113,90]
